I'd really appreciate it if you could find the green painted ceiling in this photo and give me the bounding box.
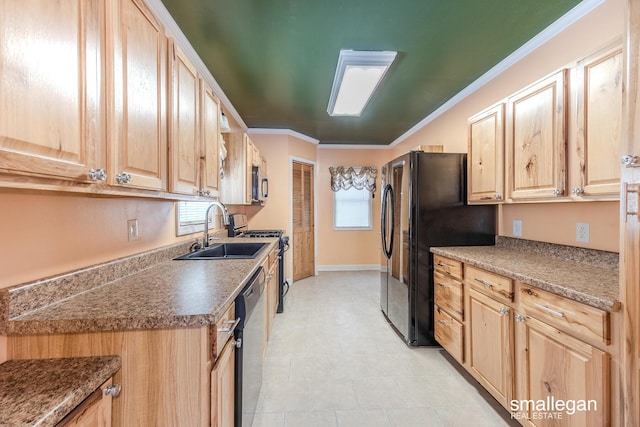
[160,0,583,145]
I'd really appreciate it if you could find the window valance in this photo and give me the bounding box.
[329,166,378,195]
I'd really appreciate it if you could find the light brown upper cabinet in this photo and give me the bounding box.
[572,42,622,199]
[468,103,505,203]
[0,0,106,185]
[220,133,254,204]
[201,84,221,197]
[169,42,200,195]
[168,42,220,198]
[506,69,568,201]
[108,0,167,191]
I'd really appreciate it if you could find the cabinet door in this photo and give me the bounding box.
[169,42,200,195]
[211,339,235,427]
[245,136,255,203]
[515,315,610,426]
[468,288,513,407]
[0,0,104,183]
[58,379,113,427]
[201,84,221,197]
[573,44,623,198]
[507,70,567,201]
[468,103,505,203]
[109,0,167,190]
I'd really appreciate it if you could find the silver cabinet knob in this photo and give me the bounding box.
[552,188,564,196]
[499,307,509,316]
[621,155,640,167]
[494,193,502,200]
[103,384,122,397]
[515,314,526,323]
[116,172,131,184]
[572,187,584,195]
[88,168,107,181]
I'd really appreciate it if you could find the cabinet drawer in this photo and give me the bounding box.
[214,303,236,360]
[466,265,513,302]
[519,285,610,344]
[435,305,464,363]
[434,255,463,280]
[434,271,464,321]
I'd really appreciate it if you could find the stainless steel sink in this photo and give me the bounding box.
[174,242,267,260]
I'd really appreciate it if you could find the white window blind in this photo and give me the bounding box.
[333,187,372,230]
[176,202,218,236]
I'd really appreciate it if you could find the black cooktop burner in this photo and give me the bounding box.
[242,230,283,238]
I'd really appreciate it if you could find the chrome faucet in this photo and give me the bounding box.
[203,201,230,247]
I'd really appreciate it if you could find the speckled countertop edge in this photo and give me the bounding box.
[431,242,620,312]
[2,236,277,335]
[0,356,121,427]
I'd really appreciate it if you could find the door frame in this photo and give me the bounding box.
[289,156,318,283]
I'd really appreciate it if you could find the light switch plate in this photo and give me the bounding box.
[513,220,522,237]
[128,219,139,241]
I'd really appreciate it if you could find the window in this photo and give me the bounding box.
[176,201,218,236]
[333,187,372,230]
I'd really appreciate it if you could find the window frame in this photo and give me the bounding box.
[175,201,219,236]
[332,187,373,231]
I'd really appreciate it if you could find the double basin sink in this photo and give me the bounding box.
[174,242,267,260]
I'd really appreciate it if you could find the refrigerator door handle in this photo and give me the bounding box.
[381,184,395,259]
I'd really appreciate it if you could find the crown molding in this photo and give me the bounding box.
[247,128,319,144]
[389,0,606,148]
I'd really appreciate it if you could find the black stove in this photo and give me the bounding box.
[227,214,289,313]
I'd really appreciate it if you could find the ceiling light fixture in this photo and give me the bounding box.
[327,50,397,117]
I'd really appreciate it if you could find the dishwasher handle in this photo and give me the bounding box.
[218,317,241,337]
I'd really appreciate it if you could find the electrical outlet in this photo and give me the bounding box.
[128,219,139,241]
[576,222,589,243]
[513,220,522,237]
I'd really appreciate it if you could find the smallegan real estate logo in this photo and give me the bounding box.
[510,397,598,421]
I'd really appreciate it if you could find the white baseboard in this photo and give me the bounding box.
[316,264,381,272]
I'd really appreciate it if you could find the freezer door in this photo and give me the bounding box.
[380,179,392,315]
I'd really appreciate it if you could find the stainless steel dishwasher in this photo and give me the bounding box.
[234,266,266,427]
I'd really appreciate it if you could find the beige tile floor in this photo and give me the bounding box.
[253,271,520,427]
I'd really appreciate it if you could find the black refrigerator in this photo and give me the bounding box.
[380,151,496,346]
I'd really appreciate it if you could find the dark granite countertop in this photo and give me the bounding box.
[431,237,620,312]
[1,238,278,335]
[0,356,121,427]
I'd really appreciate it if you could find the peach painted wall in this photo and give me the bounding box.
[500,202,619,252]
[249,134,318,279]
[385,0,623,252]
[0,191,192,289]
[316,148,389,267]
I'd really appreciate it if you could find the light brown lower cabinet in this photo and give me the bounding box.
[8,326,218,427]
[467,287,514,408]
[211,339,235,427]
[514,314,610,427]
[57,378,114,427]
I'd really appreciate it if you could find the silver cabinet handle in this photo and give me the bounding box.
[515,314,526,323]
[474,278,493,288]
[552,188,564,196]
[572,187,584,195]
[218,318,241,337]
[88,168,107,181]
[116,172,131,184]
[494,193,502,200]
[103,384,122,397]
[621,155,640,167]
[533,303,565,318]
[499,307,509,316]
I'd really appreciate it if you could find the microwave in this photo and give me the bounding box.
[251,165,268,203]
